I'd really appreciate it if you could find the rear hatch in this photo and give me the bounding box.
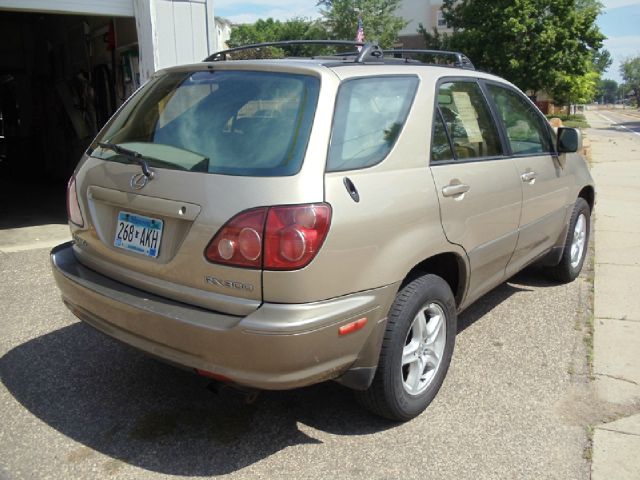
[71,66,322,316]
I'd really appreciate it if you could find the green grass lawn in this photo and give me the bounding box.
[546,113,590,128]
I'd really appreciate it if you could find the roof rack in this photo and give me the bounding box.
[204,40,383,63]
[203,40,474,70]
[382,49,475,70]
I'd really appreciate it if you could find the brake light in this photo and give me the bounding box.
[264,204,331,270]
[67,176,84,227]
[204,208,267,268]
[205,203,331,270]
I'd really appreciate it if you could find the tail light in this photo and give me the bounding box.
[67,176,84,227]
[205,203,331,271]
[263,204,331,270]
[204,208,267,268]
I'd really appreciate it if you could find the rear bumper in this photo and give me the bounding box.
[51,242,397,390]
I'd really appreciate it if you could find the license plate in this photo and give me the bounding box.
[114,211,163,258]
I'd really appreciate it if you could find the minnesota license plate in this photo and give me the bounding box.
[114,211,163,258]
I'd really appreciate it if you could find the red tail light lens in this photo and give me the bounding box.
[205,203,331,270]
[67,176,84,227]
[264,204,331,270]
[204,208,267,268]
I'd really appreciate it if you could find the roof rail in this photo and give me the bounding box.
[382,49,475,70]
[203,41,474,70]
[204,40,382,63]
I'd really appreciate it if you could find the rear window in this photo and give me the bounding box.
[327,76,418,172]
[92,70,320,176]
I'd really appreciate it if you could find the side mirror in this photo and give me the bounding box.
[557,127,582,154]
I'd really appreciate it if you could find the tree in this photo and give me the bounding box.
[317,0,406,48]
[440,0,605,96]
[228,17,329,56]
[552,69,599,106]
[417,24,452,50]
[596,79,619,104]
[620,56,640,106]
[593,49,612,74]
[617,83,631,104]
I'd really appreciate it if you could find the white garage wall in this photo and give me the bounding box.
[134,0,216,83]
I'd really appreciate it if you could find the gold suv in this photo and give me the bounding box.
[51,41,594,421]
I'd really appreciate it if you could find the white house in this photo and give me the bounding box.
[215,16,233,51]
[396,0,452,48]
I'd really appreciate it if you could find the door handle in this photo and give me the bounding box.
[442,183,470,197]
[521,171,537,183]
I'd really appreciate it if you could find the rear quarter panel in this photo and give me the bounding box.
[263,68,467,304]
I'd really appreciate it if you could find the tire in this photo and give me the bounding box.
[547,197,591,283]
[356,274,456,421]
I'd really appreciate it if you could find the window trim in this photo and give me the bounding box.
[325,74,420,173]
[429,76,509,166]
[480,79,557,158]
[429,105,456,163]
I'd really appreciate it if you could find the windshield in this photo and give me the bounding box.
[92,70,320,176]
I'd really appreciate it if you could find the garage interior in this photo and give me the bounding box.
[0,10,140,228]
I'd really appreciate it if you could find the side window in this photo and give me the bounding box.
[431,110,454,162]
[486,84,553,155]
[436,81,502,161]
[327,76,418,172]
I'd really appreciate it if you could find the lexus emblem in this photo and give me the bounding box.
[130,173,148,190]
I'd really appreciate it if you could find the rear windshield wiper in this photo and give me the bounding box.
[98,142,157,179]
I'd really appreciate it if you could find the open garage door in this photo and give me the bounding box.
[0,1,217,235]
[0,11,140,229]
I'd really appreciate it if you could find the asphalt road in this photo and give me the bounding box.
[590,109,640,137]
[0,239,595,479]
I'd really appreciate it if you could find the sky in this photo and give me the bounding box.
[214,0,319,25]
[215,0,640,84]
[597,0,640,82]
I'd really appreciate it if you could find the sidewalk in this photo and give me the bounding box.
[585,110,640,480]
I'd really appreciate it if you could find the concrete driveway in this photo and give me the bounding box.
[0,238,594,479]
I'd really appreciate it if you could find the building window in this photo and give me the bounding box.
[437,10,447,28]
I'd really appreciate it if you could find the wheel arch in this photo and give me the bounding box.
[401,252,467,307]
[578,185,595,212]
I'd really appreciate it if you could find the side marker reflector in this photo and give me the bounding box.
[196,369,231,383]
[338,318,368,336]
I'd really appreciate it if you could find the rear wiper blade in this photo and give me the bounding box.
[98,142,156,179]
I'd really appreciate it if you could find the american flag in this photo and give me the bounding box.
[355,17,365,44]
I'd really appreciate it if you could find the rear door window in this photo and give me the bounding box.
[93,70,320,177]
[433,80,502,162]
[327,76,418,172]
